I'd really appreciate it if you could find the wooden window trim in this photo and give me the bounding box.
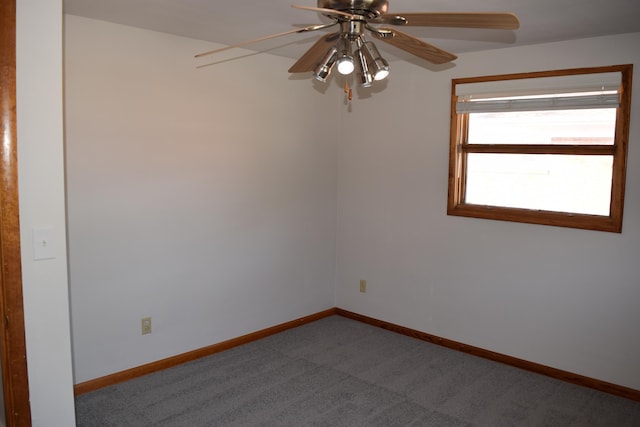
[447,65,633,233]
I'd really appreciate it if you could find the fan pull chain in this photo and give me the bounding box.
[344,81,352,101]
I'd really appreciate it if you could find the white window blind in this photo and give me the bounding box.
[456,71,621,114]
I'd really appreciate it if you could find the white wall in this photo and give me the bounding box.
[336,32,640,390]
[16,0,76,425]
[64,16,339,383]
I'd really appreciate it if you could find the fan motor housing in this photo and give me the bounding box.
[317,0,389,18]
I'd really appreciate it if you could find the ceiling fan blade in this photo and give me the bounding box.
[291,4,357,19]
[371,28,457,64]
[195,22,337,58]
[289,32,341,73]
[376,12,520,29]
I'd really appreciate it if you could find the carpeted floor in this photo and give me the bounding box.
[75,315,640,426]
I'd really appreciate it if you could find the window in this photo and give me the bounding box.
[448,65,633,232]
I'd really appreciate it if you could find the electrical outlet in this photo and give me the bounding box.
[141,317,152,335]
[360,279,367,293]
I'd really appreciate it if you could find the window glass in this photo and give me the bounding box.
[467,109,616,145]
[465,154,613,215]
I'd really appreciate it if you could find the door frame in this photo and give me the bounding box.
[0,1,34,425]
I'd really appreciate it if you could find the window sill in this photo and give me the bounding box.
[447,203,622,233]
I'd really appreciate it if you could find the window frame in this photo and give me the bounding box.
[447,64,633,233]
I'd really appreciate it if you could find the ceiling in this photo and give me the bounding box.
[64,0,640,63]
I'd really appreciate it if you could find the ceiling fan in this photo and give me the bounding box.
[196,0,519,88]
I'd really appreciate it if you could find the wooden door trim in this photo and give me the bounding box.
[0,0,33,425]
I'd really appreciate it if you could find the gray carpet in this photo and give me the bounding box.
[75,315,640,426]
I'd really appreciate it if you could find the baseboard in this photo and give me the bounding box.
[335,308,640,403]
[74,306,640,403]
[73,308,337,395]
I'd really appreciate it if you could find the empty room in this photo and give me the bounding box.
[6,0,640,425]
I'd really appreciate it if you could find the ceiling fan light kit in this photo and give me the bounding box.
[363,41,389,80]
[355,37,374,87]
[312,8,390,85]
[196,0,519,92]
[313,46,338,81]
